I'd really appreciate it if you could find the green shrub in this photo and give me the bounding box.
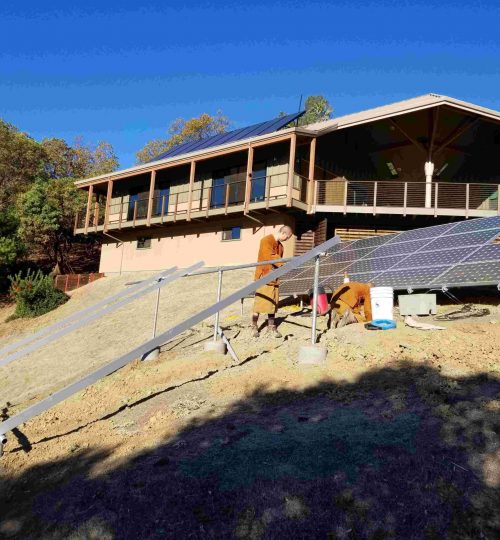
[8,269,68,319]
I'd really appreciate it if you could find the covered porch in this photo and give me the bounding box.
[309,97,500,218]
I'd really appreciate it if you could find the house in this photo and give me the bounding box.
[74,94,500,273]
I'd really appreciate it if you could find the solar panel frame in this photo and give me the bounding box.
[279,216,500,296]
[150,111,304,161]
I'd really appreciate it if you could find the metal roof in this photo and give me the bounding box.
[150,111,304,162]
[303,93,500,135]
[75,94,500,186]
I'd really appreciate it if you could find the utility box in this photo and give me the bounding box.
[398,294,437,316]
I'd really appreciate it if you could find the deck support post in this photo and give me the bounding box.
[187,160,196,221]
[146,170,156,226]
[84,184,93,233]
[307,137,316,213]
[104,180,113,232]
[287,134,297,207]
[244,146,254,213]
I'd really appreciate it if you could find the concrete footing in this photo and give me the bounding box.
[141,347,160,362]
[297,344,328,365]
[204,340,227,355]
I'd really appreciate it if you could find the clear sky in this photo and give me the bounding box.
[1,0,499,168]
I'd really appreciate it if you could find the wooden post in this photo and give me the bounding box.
[343,181,348,214]
[403,182,408,216]
[146,170,156,226]
[465,183,470,219]
[244,146,254,213]
[206,187,212,218]
[84,184,93,234]
[373,181,378,215]
[133,201,138,226]
[161,195,166,222]
[118,200,123,229]
[265,174,271,209]
[224,183,230,214]
[307,138,317,213]
[174,193,179,222]
[104,180,113,231]
[286,134,297,207]
[94,201,99,231]
[187,161,196,221]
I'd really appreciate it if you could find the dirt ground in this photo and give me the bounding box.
[0,274,499,539]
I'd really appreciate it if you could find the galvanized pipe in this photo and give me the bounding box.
[152,284,161,339]
[311,254,321,345]
[213,269,223,341]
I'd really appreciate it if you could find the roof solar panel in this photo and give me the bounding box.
[150,111,304,162]
[279,216,500,295]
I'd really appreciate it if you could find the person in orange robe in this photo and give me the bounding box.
[251,225,293,337]
[330,282,373,327]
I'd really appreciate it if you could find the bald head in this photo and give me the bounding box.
[276,225,293,242]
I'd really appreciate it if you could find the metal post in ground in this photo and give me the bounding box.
[142,277,162,361]
[297,253,328,365]
[213,269,223,341]
[205,268,226,354]
[311,254,320,345]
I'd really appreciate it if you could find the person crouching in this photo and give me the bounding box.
[330,282,373,328]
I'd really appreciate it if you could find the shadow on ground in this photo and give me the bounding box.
[1,362,499,539]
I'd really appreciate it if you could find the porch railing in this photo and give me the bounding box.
[315,180,500,216]
[75,173,294,231]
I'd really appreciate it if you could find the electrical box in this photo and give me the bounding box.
[398,294,437,316]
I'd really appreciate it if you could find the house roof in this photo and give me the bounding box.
[302,93,500,134]
[76,93,500,186]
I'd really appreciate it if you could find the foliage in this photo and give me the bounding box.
[17,178,87,271]
[8,269,68,319]
[41,137,119,179]
[136,111,230,163]
[297,95,333,126]
[0,119,46,211]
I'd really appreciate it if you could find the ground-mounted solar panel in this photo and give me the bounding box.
[150,111,304,162]
[394,247,474,269]
[279,216,500,296]
[430,261,500,287]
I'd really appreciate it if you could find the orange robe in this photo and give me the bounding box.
[331,282,373,322]
[253,234,284,314]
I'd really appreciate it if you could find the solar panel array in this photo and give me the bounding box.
[280,216,500,295]
[150,111,304,162]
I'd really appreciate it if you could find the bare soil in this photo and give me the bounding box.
[0,274,499,539]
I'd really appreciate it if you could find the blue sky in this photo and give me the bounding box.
[1,0,499,168]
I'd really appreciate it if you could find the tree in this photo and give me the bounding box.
[41,137,119,180]
[17,178,87,272]
[73,138,119,178]
[136,111,230,164]
[297,95,333,126]
[0,120,46,211]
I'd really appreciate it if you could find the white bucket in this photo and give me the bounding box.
[370,287,394,321]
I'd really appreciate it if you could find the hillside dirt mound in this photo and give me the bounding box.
[0,275,499,538]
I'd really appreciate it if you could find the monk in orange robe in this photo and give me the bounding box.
[251,225,293,337]
[330,282,373,327]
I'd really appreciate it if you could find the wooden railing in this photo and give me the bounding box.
[74,173,294,232]
[315,180,500,217]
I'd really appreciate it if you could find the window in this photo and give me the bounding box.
[222,227,241,241]
[137,236,152,249]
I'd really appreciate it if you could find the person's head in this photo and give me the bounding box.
[276,225,293,242]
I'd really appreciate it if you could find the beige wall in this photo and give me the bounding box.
[100,213,296,273]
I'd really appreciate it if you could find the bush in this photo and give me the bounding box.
[8,269,68,319]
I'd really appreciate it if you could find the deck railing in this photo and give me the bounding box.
[75,173,293,231]
[315,179,499,216]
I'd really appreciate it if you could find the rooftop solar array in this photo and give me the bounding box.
[150,111,304,162]
[280,216,500,295]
